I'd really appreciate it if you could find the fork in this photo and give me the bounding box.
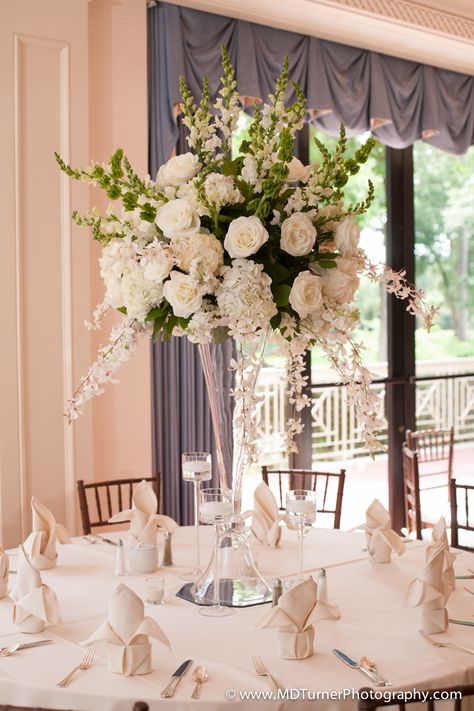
[56,647,95,688]
[252,655,282,692]
[82,535,98,544]
[418,630,474,655]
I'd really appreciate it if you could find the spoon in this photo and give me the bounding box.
[360,657,392,686]
[191,666,208,699]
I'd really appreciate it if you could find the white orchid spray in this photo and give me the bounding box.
[57,48,437,461]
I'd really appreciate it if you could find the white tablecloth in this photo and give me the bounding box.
[0,526,472,711]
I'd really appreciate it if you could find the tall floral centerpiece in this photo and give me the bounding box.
[57,50,436,513]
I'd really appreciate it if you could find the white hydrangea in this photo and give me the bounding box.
[204,173,243,210]
[217,259,277,337]
[120,269,164,322]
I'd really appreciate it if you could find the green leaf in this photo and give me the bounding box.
[319,260,337,269]
[110,148,124,179]
[146,303,170,321]
[268,263,290,284]
[123,192,138,211]
[272,283,292,307]
[116,306,127,314]
[270,312,282,330]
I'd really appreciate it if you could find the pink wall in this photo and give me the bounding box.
[0,0,152,546]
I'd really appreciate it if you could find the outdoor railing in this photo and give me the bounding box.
[255,358,474,466]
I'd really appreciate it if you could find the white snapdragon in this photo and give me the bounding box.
[321,257,360,305]
[286,156,309,183]
[280,213,317,256]
[334,217,360,256]
[289,271,323,318]
[156,153,201,189]
[224,216,269,258]
[155,198,200,238]
[163,270,203,318]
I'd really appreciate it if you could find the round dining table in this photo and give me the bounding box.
[0,525,473,710]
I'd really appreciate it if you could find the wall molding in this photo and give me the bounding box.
[311,0,474,41]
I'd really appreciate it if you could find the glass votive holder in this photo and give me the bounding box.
[146,576,165,605]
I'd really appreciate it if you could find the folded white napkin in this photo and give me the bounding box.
[10,546,61,633]
[404,518,454,634]
[82,584,170,675]
[23,497,71,570]
[0,549,9,599]
[363,499,405,563]
[255,576,340,659]
[250,482,285,547]
[108,480,178,546]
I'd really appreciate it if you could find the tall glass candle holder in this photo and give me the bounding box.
[199,488,234,617]
[181,452,212,582]
[286,489,316,581]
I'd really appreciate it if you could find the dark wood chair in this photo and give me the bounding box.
[357,684,474,711]
[261,466,345,529]
[77,475,161,535]
[0,707,74,711]
[405,427,454,485]
[450,478,474,550]
[402,445,423,539]
[133,704,149,711]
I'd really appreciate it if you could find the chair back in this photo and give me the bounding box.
[261,467,345,529]
[450,478,474,550]
[405,427,454,489]
[402,445,422,540]
[77,475,161,535]
[357,684,474,711]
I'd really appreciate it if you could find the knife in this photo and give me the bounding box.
[10,639,53,651]
[449,618,474,627]
[160,660,193,698]
[333,649,388,687]
[93,534,118,546]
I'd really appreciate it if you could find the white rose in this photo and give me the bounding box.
[280,213,317,256]
[156,153,200,188]
[224,216,269,258]
[289,271,323,318]
[334,217,360,256]
[172,231,224,274]
[155,199,200,238]
[286,157,309,183]
[163,270,203,318]
[321,257,360,304]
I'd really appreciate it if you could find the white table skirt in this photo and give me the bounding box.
[0,526,472,711]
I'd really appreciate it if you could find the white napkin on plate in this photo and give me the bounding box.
[251,482,285,547]
[255,576,340,659]
[404,518,454,633]
[0,549,9,599]
[82,584,170,675]
[363,499,405,563]
[10,546,61,633]
[23,497,71,570]
[108,480,178,546]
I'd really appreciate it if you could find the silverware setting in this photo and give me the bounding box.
[252,655,282,692]
[161,659,193,698]
[0,639,52,657]
[449,618,474,627]
[82,534,118,546]
[191,665,208,699]
[333,648,392,687]
[56,647,95,688]
[419,629,474,655]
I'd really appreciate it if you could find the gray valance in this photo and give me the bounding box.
[148,1,474,167]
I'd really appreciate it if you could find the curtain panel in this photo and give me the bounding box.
[148,1,474,170]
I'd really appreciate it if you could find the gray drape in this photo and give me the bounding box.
[148,1,474,167]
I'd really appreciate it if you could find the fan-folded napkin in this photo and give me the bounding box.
[0,549,9,598]
[108,480,177,545]
[255,576,340,659]
[82,584,170,675]
[363,499,405,563]
[250,482,286,547]
[10,546,61,633]
[23,497,71,570]
[404,517,455,633]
